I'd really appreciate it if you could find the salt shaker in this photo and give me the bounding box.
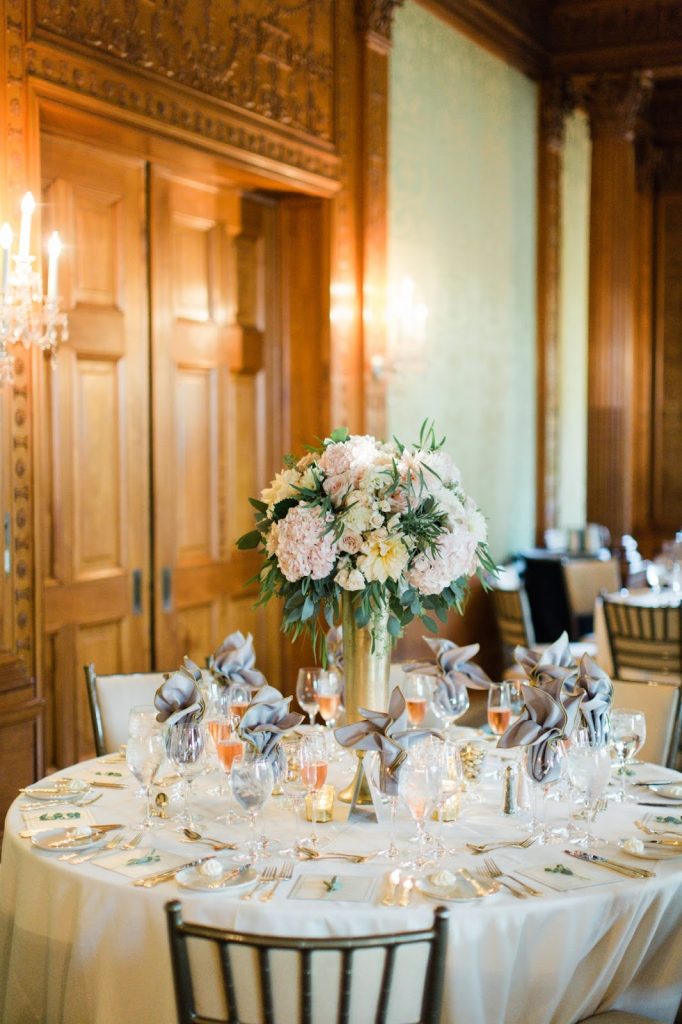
[502,762,519,816]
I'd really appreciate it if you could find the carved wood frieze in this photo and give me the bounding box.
[551,1,682,73]
[32,0,334,143]
[580,72,653,142]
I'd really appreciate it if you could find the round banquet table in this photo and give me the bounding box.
[1,742,682,1024]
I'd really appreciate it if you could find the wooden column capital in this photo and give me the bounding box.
[356,0,405,50]
[581,72,653,142]
[539,77,576,154]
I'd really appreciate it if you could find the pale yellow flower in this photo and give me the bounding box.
[261,468,300,510]
[357,530,408,583]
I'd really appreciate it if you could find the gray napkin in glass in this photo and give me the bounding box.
[334,686,440,796]
[404,638,492,691]
[326,625,344,672]
[572,654,613,745]
[154,658,205,723]
[209,631,267,689]
[238,685,303,771]
[514,631,578,691]
[497,678,582,783]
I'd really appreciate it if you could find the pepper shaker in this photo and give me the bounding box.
[502,763,519,815]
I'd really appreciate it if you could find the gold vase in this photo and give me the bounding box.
[338,591,392,805]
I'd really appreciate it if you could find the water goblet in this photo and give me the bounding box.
[299,732,329,846]
[431,680,469,738]
[487,683,513,737]
[523,743,567,844]
[296,667,324,727]
[126,706,165,831]
[564,731,611,852]
[610,709,646,803]
[165,717,206,831]
[230,757,274,861]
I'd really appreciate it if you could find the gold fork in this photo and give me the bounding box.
[467,837,535,855]
[477,858,527,898]
[483,856,543,897]
[241,865,277,901]
[260,862,294,902]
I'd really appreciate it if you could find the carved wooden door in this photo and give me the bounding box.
[149,170,281,680]
[40,134,151,767]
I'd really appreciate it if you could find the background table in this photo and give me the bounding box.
[2,747,682,1024]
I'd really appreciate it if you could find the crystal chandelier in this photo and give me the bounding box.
[0,192,68,384]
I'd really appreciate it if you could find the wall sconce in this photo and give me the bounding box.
[371,276,428,380]
[0,192,68,383]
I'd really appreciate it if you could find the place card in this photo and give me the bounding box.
[92,847,189,880]
[21,804,96,833]
[518,860,624,893]
[287,874,376,903]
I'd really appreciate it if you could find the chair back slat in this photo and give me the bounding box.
[491,585,535,653]
[165,901,449,1024]
[603,600,682,678]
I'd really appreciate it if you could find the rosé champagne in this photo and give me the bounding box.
[487,707,511,735]
[316,694,341,722]
[217,739,244,771]
[301,761,328,791]
[406,697,427,726]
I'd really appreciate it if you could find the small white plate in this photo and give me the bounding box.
[23,779,91,802]
[176,863,258,893]
[31,826,109,852]
[618,840,682,861]
[416,872,500,903]
[647,784,682,801]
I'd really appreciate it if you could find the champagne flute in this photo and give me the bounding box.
[126,706,165,831]
[487,683,512,737]
[165,717,206,831]
[213,719,244,824]
[228,683,251,722]
[610,709,647,803]
[398,752,441,869]
[314,671,344,758]
[403,675,431,727]
[296,667,323,727]
[299,732,329,846]
[230,757,274,861]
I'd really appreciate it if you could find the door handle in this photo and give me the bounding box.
[132,569,143,616]
[161,566,173,612]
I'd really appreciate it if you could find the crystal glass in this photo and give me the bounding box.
[230,757,274,861]
[564,731,611,852]
[299,731,329,846]
[314,670,343,730]
[228,683,251,722]
[524,743,566,844]
[431,680,469,737]
[507,680,525,724]
[368,752,402,862]
[610,709,646,803]
[165,718,206,831]
[212,717,244,824]
[296,667,324,726]
[398,750,441,868]
[403,674,432,728]
[126,706,165,831]
[487,683,513,737]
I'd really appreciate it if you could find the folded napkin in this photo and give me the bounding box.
[514,631,578,691]
[497,679,582,783]
[572,654,613,745]
[237,685,303,775]
[405,637,492,690]
[209,631,266,690]
[334,686,440,796]
[154,658,205,723]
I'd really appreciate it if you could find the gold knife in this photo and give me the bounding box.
[133,855,215,887]
[564,850,653,878]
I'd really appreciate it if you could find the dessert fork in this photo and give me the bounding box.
[466,836,535,855]
[260,862,294,902]
[483,856,543,897]
[241,865,278,901]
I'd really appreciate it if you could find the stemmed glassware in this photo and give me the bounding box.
[126,706,165,831]
[403,675,431,727]
[563,730,611,851]
[228,683,251,722]
[230,757,274,861]
[610,709,646,803]
[299,732,329,846]
[398,748,441,869]
[296,668,324,727]
[431,681,469,738]
[487,683,512,737]
[524,743,566,844]
[314,671,344,758]
[165,717,206,831]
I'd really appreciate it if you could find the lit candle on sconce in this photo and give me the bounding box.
[18,192,36,260]
[0,223,12,293]
[47,231,62,301]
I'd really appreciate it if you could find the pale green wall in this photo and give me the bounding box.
[387,2,538,562]
[558,110,591,528]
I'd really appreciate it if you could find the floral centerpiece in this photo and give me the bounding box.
[239,422,493,726]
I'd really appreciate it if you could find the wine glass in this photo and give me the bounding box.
[523,743,566,844]
[314,671,344,758]
[228,683,251,722]
[403,675,431,727]
[487,683,513,737]
[296,668,324,726]
[610,709,647,803]
[230,757,274,861]
[299,732,329,846]
[126,706,165,831]
[213,719,244,824]
[507,680,525,724]
[431,680,469,738]
[564,731,611,851]
[398,750,441,869]
[165,718,206,831]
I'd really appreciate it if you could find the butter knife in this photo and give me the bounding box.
[133,855,215,887]
[564,850,654,879]
[44,825,123,848]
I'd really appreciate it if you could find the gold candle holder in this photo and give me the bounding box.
[305,784,334,823]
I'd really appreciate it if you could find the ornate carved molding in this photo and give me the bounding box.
[551,1,682,74]
[580,72,653,142]
[26,41,340,191]
[539,77,576,154]
[356,0,405,50]
[32,0,334,144]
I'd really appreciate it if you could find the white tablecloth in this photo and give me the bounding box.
[2,748,682,1024]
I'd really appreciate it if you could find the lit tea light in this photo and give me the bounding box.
[305,784,334,822]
